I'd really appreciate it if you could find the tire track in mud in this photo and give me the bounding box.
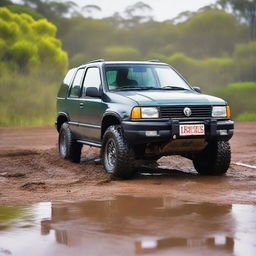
[0,122,256,205]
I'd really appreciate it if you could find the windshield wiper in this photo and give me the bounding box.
[113,86,189,91]
[161,86,189,90]
[113,86,138,91]
[113,86,158,91]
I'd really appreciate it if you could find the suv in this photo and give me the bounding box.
[56,60,234,179]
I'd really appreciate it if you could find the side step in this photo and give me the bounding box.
[77,139,102,148]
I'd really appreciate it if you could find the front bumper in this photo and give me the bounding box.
[122,119,234,145]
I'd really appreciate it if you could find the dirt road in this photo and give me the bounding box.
[0,122,255,205]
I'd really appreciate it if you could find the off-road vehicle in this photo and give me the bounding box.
[56,60,234,179]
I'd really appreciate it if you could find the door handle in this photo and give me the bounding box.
[79,102,84,109]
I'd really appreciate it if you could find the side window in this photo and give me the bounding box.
[82,67,101,96]
[69,68,84,97]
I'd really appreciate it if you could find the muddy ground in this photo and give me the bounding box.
[0,122,255,205]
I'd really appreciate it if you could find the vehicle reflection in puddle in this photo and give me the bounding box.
[0,197,256,256]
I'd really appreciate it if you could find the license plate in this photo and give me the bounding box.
[179,124,205,136]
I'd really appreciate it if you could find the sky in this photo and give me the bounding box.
[13,0,217,21]
[74,0,217,21]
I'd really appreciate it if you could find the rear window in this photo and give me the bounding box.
[63,68,76,85]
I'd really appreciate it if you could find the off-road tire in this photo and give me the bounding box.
[58,122,82,163]
[193,141,231,175]
[101,125,137,179]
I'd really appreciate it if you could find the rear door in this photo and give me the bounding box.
[66,68,85,136]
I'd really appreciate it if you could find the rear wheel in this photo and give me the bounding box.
[101,125,137,179]
[193,141,231,175]
[58,122,82,163]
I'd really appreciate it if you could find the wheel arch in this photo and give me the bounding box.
[56,113,69,132]
[101,112,121,139]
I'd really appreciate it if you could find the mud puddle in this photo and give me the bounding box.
[1,196,256,256]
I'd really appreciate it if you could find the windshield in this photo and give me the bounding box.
[105,64,191,91]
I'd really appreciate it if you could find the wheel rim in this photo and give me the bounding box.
[59,131,67,157]
[106,139,117,168]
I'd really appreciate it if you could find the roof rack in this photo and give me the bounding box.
[87,59,105,63]
[148,59,160,62]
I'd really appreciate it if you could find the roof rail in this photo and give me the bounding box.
[87,59,105,64]
[148,59,160,62]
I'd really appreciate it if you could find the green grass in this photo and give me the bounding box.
[0,114,55,127]
[236,112,256,121]
[0,70,59,127]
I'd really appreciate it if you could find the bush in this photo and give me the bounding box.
[0,7,68,126]
[233,42,256,82]
[0,71,58,126]
[103,45,141,60]
[163,53,235,91]
[0,7,68,76]
[236,113,256,121]
[217,82,256,119]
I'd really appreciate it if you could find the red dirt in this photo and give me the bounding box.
[0,122,255,205]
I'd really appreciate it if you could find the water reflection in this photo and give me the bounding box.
[0,197,256,256]
[135,236,234,254]
[40,196,234,255]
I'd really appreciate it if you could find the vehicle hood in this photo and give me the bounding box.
[116,90,226,106]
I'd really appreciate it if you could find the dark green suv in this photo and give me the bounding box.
[56,60,234,179]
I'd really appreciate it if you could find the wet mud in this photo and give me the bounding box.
[0,122,256,205]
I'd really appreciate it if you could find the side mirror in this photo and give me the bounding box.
[86,87,101,97]
[193,86,201,93]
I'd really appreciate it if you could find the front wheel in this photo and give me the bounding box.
[193,141,231,175]
[101,125,137,179]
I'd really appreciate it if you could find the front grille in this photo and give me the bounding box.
[159,105,212,118]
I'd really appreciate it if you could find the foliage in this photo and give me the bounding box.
[217,0,256,40]
[0,206,24,223]
[233,41,256,81]
[163,53,235,90]
[21,0,79,20]
[217,82,256,119]
[177,10,248,58]
[6,4,44,20]
[103,45,141,60]
[0,7,67,74]
[236,112,256,121]
[0,1,256,125]
[0,71,59,126]
[0,7,68,126]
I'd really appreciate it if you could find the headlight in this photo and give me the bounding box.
[131,107,159,119]
[141,107,159,118]
[212,106,227,117]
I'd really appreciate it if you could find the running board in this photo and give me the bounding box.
[77,139,102,148]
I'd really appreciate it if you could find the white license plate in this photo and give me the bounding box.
[179,124,205,136]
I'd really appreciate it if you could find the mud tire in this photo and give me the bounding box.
[193,141,231,175]
[101,125,137,179]
[58,122,82,163]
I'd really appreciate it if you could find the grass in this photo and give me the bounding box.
[236,112,256,121]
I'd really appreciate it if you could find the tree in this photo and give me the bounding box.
[0,7,68,126]
[21,0,79,21]
[178,10,248,58]
[103,45,141,60]
[233,42,256,81]
[0,7,67,74]
[217,0,256,40]
[124,1,153,26]
[82,5,101,18]
[170,4,217,24]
